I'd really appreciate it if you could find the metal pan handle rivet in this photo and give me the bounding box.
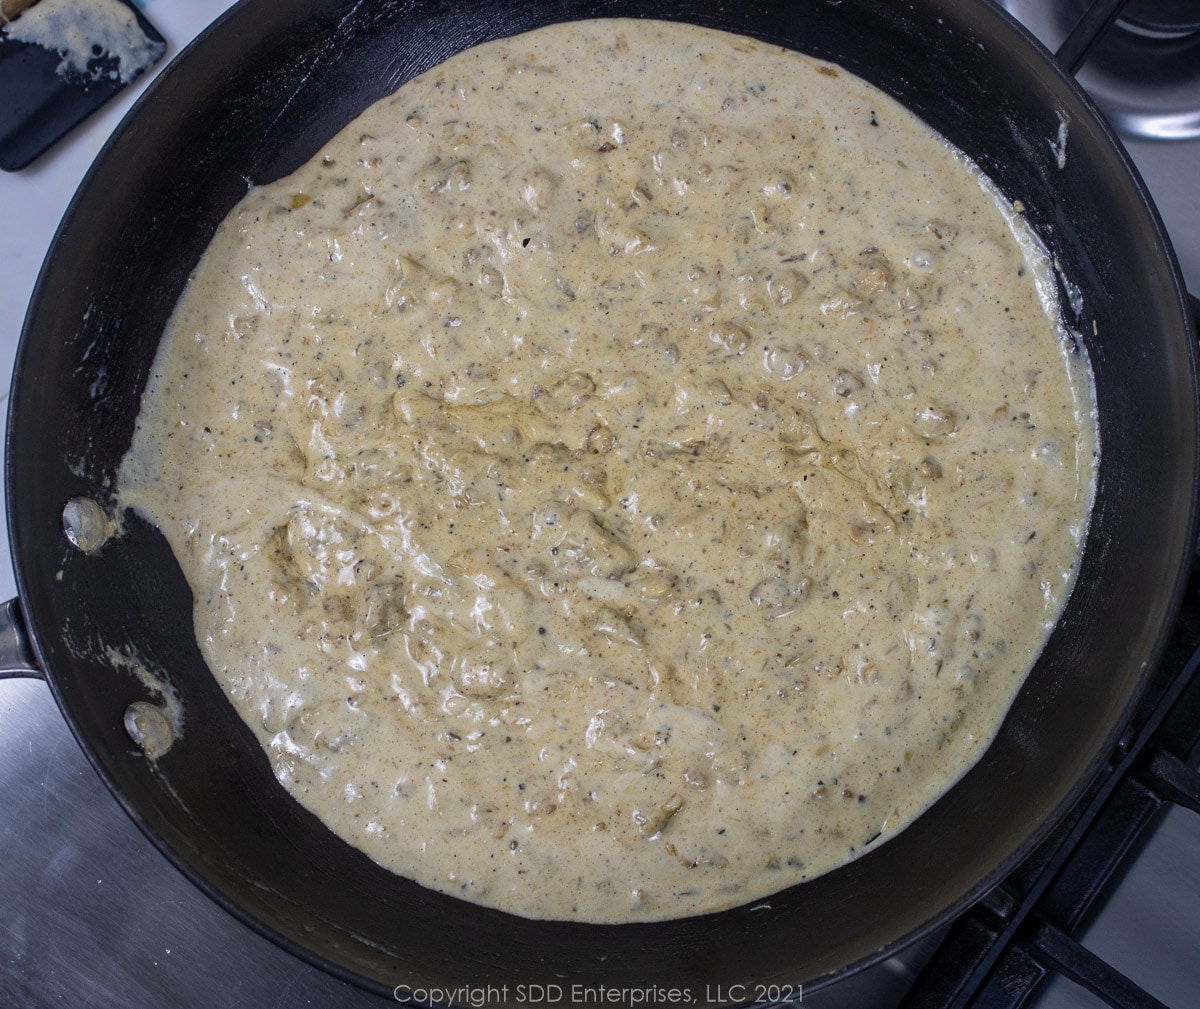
[62,497,112,553]
[124,700,174,759]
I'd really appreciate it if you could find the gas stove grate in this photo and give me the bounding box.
[1005,0,1200,139]
[893,519,1200,1009]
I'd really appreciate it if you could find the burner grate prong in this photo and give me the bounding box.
[1139,747,1200,813]
[1025,918,1169,1009]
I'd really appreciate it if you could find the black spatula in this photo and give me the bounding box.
[0,0,165,172]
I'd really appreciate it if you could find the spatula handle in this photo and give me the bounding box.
[1,0,41,25]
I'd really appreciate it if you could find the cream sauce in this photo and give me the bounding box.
[117,19,1097,922]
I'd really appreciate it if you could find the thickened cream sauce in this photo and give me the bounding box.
[117,20,1097,922]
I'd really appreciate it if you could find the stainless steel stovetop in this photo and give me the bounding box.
[1,2,1197,1007]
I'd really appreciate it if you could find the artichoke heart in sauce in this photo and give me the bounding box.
[117,19,1097,922]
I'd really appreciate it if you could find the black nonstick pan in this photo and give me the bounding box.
[4,0,1196,1002]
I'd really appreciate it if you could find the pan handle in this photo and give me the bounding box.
[0,598,43,679]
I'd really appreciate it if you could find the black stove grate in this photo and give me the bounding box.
[895,558,1200,1009]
